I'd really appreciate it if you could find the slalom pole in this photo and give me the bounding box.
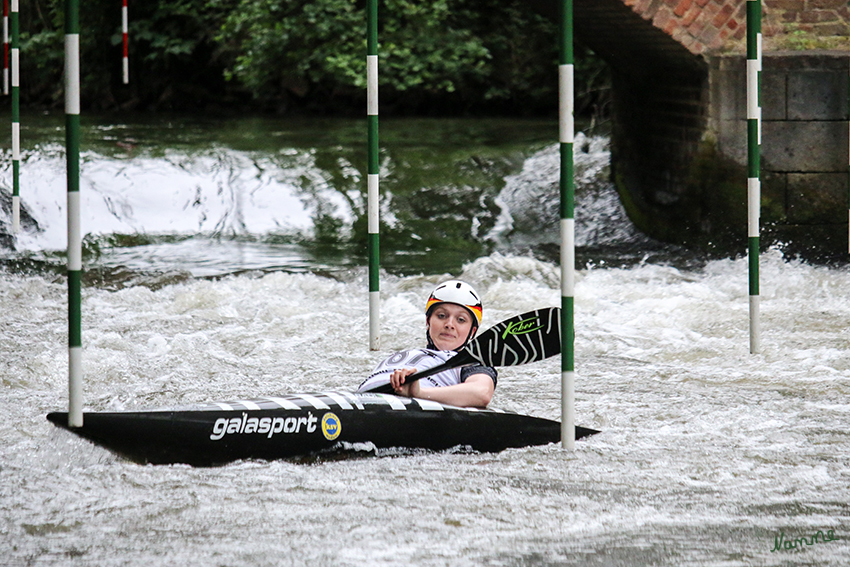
[122,0,128,84]
[65,0,83,428]
[847,60,849,253]
[3,0,7,95]
[10,0,17,233]
[559,0,576,450]
[366,0,379,350]
[747,0,761,354]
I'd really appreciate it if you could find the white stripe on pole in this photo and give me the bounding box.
[748,178,760,238]
[746,60,759,120]
[561,218,575,299]
[368,174,379,234]
[367,55,378,116]
[562,370,575,448]
[69,346,82,425]
[746,47,762,144]
[559,65,574,144]
[368,289,380,347]
[68,191,82,271]
[65,35,80,115]
[749,295,760,352]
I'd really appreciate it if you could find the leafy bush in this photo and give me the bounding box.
[12,0,610,116]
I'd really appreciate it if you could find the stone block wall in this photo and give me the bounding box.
[710,52,849,255]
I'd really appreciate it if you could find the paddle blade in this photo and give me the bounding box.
[463,307,561,367]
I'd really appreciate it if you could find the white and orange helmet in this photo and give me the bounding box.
[425,280,483,328]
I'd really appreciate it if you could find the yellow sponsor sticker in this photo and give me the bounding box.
[321,412,341,441]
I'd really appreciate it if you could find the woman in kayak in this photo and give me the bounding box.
[357,280,497,407]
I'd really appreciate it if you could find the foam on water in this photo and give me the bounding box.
[1,251,848,566]
[10,145,354,252]
[488,134,653,251]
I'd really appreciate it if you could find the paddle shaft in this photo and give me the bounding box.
[362,351,476,394]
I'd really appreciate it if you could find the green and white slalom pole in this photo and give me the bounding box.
[10,0,18,233]
[366,0,379,350]
[3,0,8,95]
[122,0,129,84]
[559,0,575,450]
[65,0,83,428]
[747,0,761,354]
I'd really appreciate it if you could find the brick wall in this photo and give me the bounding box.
[622,0,850,54]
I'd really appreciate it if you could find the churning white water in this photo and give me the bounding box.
[0,120,848,566]
[1,252,848,566]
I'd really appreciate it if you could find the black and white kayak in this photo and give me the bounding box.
[47,391,598,466]
[47,308,599,465]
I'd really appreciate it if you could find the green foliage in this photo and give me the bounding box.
[218,0,579,112]
[779,28,847,51]
[11,0,610,116]
[218,0,495,103]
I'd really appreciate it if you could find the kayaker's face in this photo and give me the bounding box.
[427,303,475,351]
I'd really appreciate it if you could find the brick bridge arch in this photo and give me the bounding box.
[530,0,850,258]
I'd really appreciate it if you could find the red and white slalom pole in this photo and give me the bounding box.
[122,0,128,84]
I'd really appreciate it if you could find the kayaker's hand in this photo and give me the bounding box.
[390,368,420,398]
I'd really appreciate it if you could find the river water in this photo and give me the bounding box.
[0,115,847,566]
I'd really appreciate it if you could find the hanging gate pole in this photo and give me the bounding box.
[747,0,761,354]
[366,0,379,350]
[65,0,83,427]
[559,0,575,450]
[10,0,18,233]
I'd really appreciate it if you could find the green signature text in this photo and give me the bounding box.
[502,317,543,339]
[772,529,837,552]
